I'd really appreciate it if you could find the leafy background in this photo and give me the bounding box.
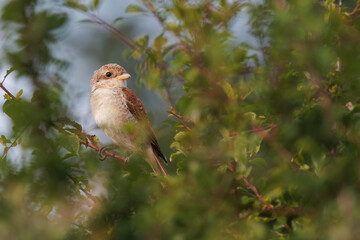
[1,0,360,239]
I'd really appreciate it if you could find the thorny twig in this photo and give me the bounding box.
[242,176,272,209]
[167,106,193,130]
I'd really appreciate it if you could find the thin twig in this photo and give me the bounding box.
[0,131,23,161]
[167,106,193,130]
[0,70,120,202]
[350,3,360,16]
[78,10,180,105]
[66,173,98,203]
[83,12,138,50]
[71,223,93,235]
[242,176,272,209]
[144,1,212,79]
[229,124,277,137]
[0,68,15,99]
[247,124,277,134]
[0,77,29,161]
[77,136,128,164]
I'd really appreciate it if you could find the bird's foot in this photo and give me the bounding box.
[98,146,112,161]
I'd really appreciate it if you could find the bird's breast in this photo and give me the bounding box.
[90,87,136,148]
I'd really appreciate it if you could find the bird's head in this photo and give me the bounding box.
[91,63,131,88]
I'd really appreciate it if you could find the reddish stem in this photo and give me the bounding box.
[242,176,272,209]
[77,137,127,164]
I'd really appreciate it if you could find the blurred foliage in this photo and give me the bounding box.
[1,0,360,239]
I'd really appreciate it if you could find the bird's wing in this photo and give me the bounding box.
[122,88,168,165]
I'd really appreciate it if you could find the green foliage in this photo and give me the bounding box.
[1,0,360,239]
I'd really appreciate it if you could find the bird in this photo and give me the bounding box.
[90,63,168,176]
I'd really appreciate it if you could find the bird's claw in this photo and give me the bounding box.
[98,146,111,161]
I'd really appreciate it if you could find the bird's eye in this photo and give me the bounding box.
[105,72,112,77]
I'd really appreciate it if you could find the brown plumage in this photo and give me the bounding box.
[90,63,168,176]
[122,88,168,163]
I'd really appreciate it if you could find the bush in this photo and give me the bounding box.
[1,0,360,239]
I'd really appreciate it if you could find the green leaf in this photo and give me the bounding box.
[126,4,146,13]
[174,131,187,142]
[170,142,186,156]
[0,135,11,146]
[169,151,183,162]
[89,135,100,148]
[132,49,142,59]
[250,158,267,168]
[112,17,124,25]
[79,19,94,24]
[58,117,82,131]
[244,166,252,177]
[154,35,167,51]
[222,81,236,100]
[4,67,14,79]
[38,204,53,216]
[76,176,90,190]
[63,153,78,159]
[3,99,36,130]
[2,2,25,22]
[15,89,23,99]
[65,0,87,11]
[92,0,100,9]
[58,134,80,154]
[135,35,149,49]
[3,94,11,100]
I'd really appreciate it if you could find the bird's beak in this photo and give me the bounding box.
[116,73,131,81]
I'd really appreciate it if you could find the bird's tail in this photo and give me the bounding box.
[145,146,168,176]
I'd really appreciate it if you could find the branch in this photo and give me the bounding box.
[167,106,193,130]
[144,1,212,79]
[66,173,98,203]
[247,123,292,161]
[0,68,15,99]
[77,135,128,164]
[57,120,128,164]
[0,132,22,161]
[242,176,272,209]
[0,70,125,202]
[229,124,277,137]
[350,3,360,16]
[246,124,277,134]
[79,10,180,106]
[83,12,138,50]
